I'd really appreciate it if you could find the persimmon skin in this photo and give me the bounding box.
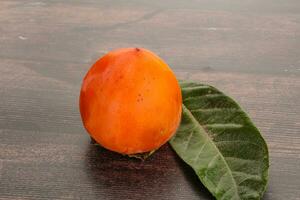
[80,48,182,154]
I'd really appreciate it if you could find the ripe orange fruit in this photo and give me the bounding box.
[79,48,182,154]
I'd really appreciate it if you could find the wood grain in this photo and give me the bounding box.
[0,0,300,199]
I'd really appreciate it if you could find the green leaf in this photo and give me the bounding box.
[170,81,269,200]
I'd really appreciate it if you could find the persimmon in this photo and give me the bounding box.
[79,48,182,155]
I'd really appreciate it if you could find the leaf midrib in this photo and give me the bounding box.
[182,104,241,200]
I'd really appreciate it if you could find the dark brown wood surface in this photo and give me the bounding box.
[1,1,300,199]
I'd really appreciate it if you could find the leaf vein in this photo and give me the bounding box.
[183,129,195,151]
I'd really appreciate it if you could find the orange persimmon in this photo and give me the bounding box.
[79,48,182,155]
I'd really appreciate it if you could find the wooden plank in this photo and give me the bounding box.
[1,0,300,75]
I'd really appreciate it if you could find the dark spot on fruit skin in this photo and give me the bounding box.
[135,48,140,52]
[137,94,144,102]
[115,75,124,82]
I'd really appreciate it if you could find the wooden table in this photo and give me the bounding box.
[1,1,300,199]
